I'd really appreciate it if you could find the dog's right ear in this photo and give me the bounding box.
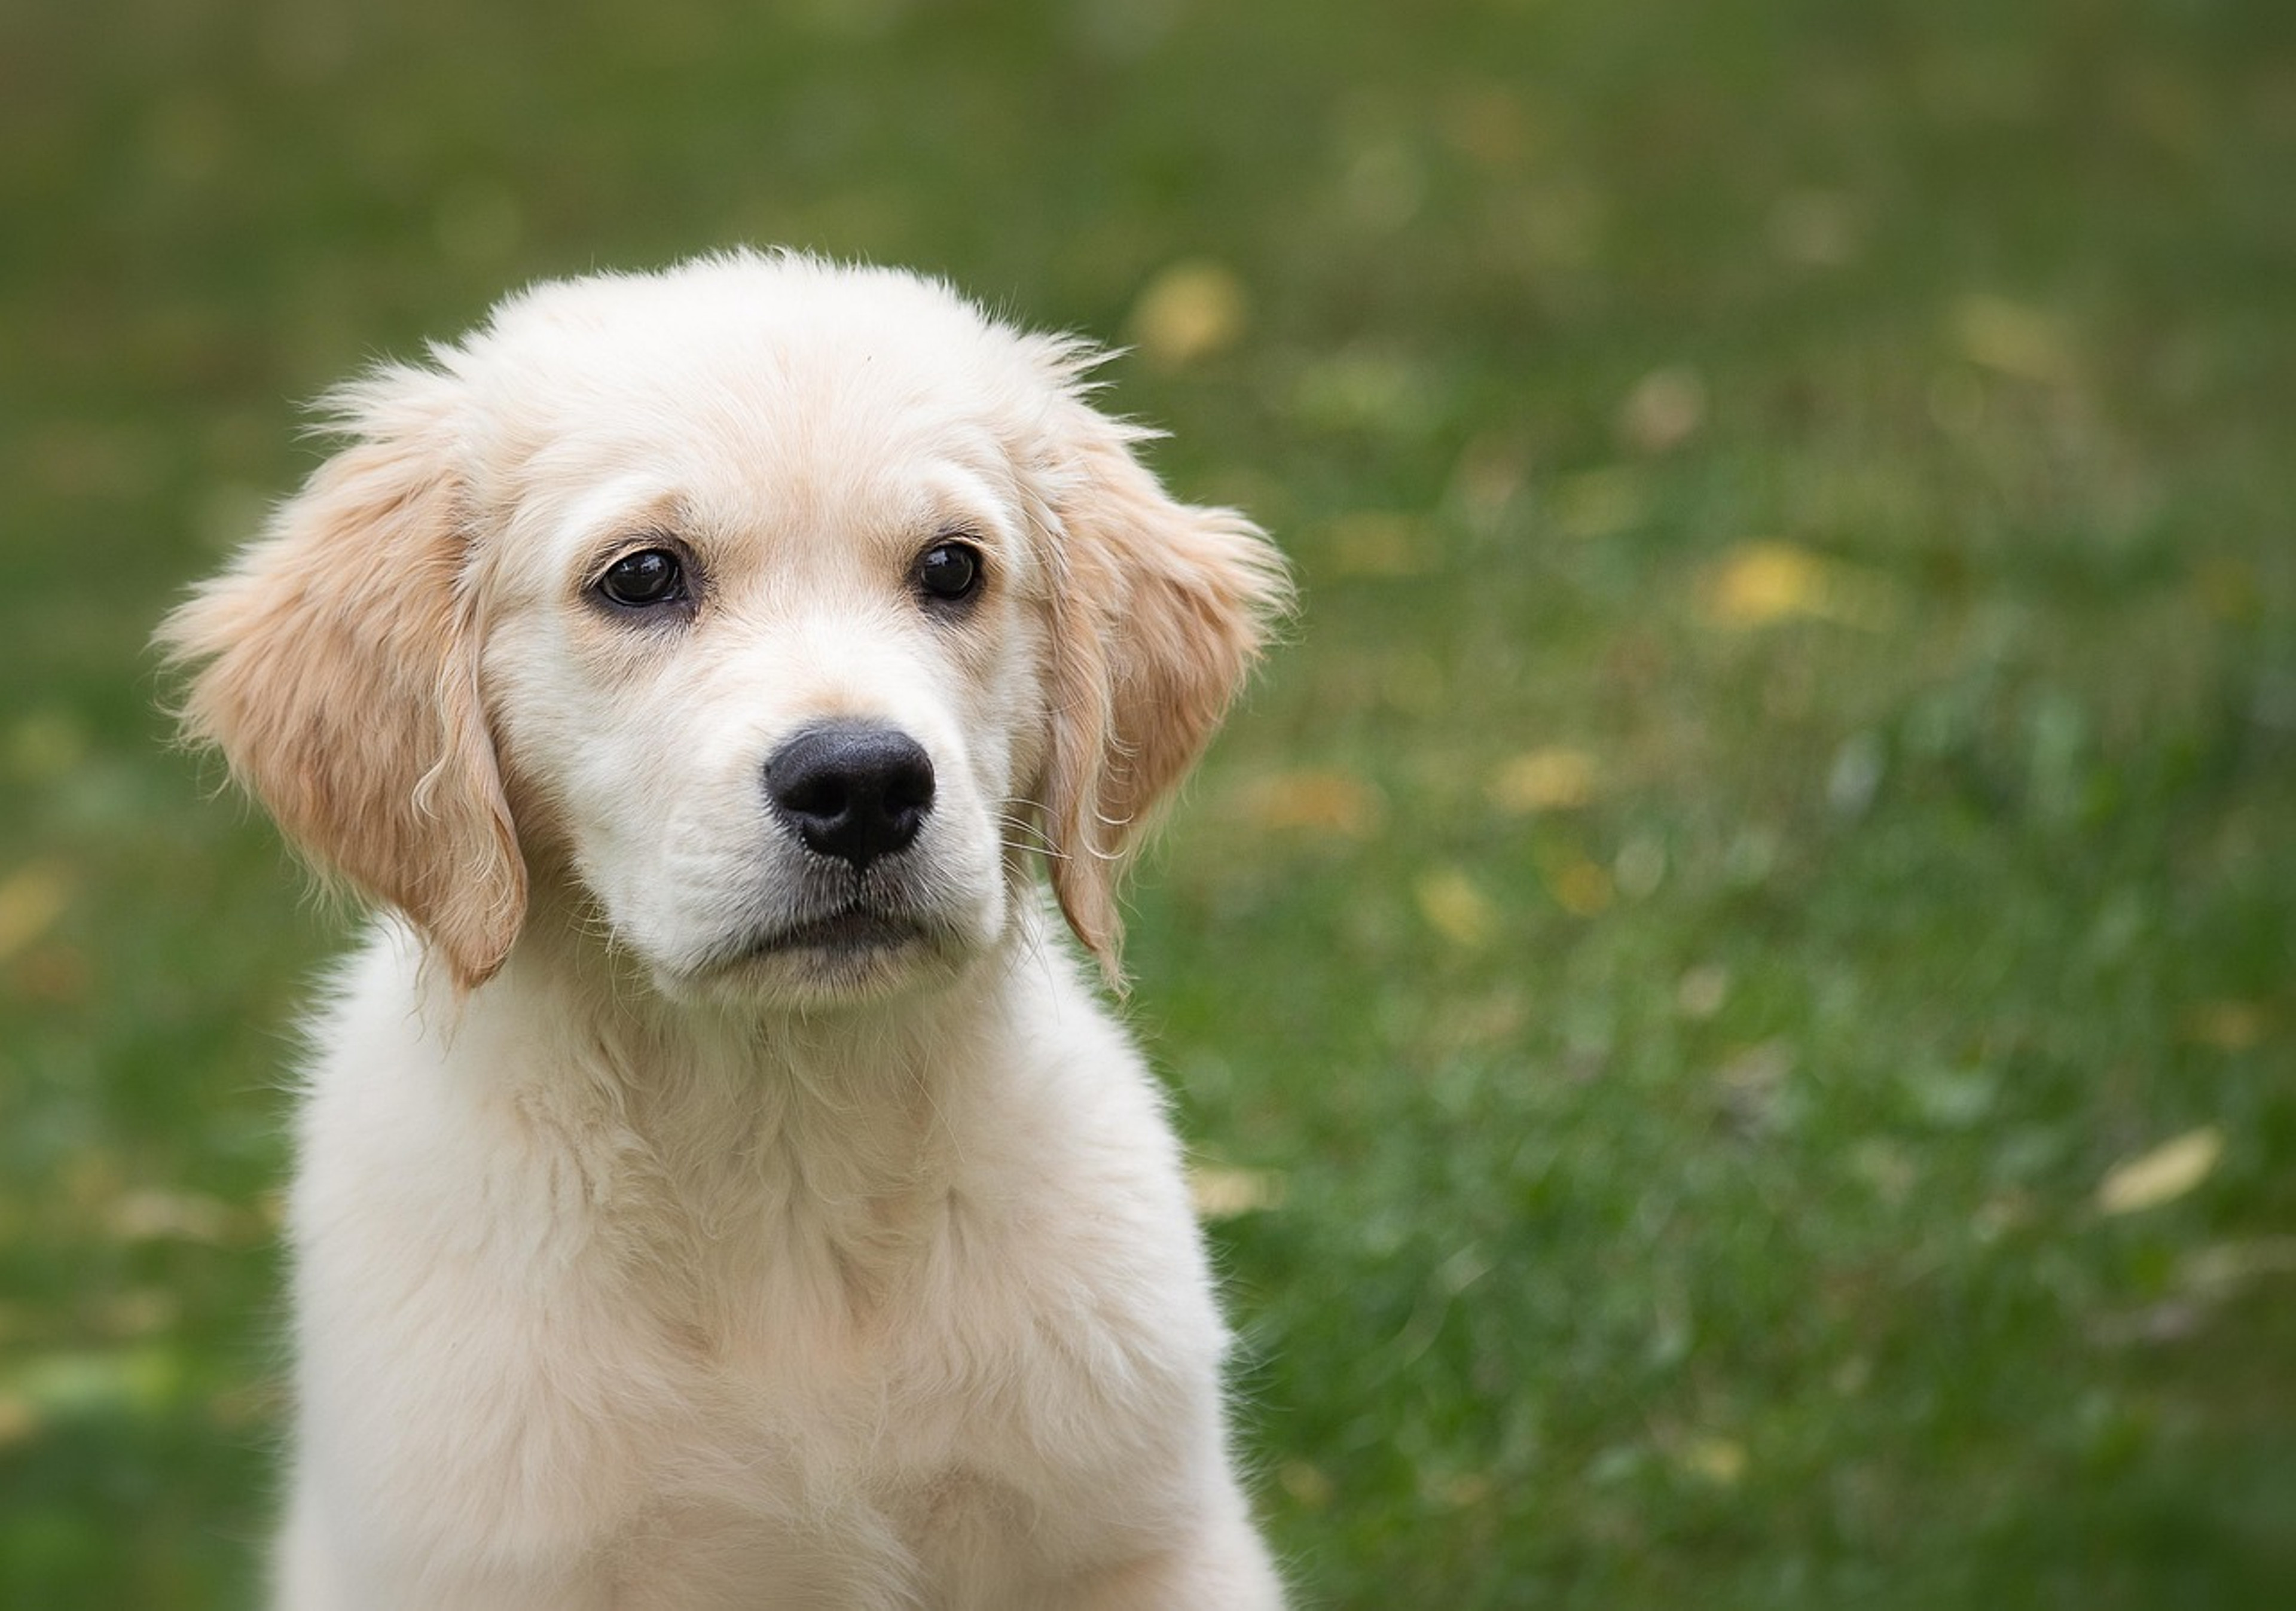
[1027,379,1290,980]
[157,365,526,992]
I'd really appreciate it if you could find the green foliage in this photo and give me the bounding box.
[4,0,2291,1604]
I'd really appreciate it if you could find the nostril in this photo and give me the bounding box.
[764,722,936,869]
[780,771,851,822]
[883,762,934,814]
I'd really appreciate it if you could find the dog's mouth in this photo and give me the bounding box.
[745,907,935,958]
[660,901,967,1004]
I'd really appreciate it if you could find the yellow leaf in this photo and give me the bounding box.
[93,1289,180,1340]
[2096,1126,2224,1216]
[1617,365,1706,453]
[1549,859,1613,917]
[1950,293,2076,385]
[1675,963,1729,1020]
[1677,1435,1747,1486]
[1531,836,1614,917]
[2184,999,2271,1053]
[1325,511,1433,578]
[106,1189,248,1246]
[0,862,72,965]
[7,710,89,783]
[0,1396,36,1450]
[1127,260,1249,371]
[2194,559,2261,625]
[1704,541,1901,630]
[1440,84,1540,172]
[1436,1471,1492,1507]
[1189,1165,1287,1221]
[1416,867,1497,948]
[1768,188,1860,268]
[1280,1461,1335,1508]
[1239,770,1385,838]
[1706,542,1823,624]
[1489,747,1598,813]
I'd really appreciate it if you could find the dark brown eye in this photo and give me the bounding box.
[915,541,982,605]
[597,548,686,609]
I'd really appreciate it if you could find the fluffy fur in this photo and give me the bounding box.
[160,251,1289,1609]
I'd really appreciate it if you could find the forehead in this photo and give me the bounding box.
[454,263,1052,562]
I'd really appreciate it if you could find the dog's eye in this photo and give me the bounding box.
[915,541,983,605]
[597,548,687,609]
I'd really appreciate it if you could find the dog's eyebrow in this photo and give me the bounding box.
[555,474,689,544]
[908,462,1022,547]
[566,493,695,579]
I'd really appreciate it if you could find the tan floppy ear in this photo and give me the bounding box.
[157,367,524,991]
[1036,399,1290,975]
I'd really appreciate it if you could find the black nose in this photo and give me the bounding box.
[764,722,935,869]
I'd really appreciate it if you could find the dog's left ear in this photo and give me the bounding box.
[1031,386,1290,977]
[157,365,526,993]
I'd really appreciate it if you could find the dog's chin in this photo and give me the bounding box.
[657,910,975,1012]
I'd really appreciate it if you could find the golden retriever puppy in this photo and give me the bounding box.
[161,250,1289,1610]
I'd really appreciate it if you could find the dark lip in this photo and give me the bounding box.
[742,907,932,958]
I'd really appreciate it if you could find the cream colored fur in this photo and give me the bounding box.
[160,251,1289,1609]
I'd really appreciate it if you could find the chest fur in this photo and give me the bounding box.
[568,1082,1193,1550]
[589,1152,1185,1604]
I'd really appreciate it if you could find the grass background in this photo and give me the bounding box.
[4,0,2293,1604]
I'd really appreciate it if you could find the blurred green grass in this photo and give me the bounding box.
[4,0,2293,1604]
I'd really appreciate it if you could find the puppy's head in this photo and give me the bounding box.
[160,252,1286,1007]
